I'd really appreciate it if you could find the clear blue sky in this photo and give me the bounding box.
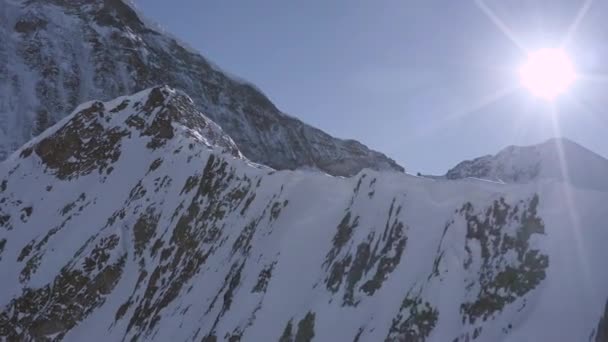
[134,0,608,174]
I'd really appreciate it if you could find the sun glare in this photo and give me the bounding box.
[518,48,576,100]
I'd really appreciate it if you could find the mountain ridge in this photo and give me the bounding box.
[2,2,608,341]
[0,0,403,176]
[1,87,608,341]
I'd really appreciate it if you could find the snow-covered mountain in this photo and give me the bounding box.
[0,0,403,176]
[446,138,608,191]
[1,87,608,341]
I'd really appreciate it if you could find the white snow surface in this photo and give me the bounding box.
[446,137,608,192]
[0,87,607,341]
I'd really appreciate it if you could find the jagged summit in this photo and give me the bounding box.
[0,0,403,176]
[446,137,608,191]
[13,85,243,180]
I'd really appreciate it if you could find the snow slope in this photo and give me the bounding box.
[0,0,403,176]
[1,87,608,341]
[446,138,608,192]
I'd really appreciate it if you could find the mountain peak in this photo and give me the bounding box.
[0,0,403,176]
[18,86,242,180]
[446,137,608,191]
[21,0,149,32]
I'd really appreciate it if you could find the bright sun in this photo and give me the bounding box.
[518,48,577,100]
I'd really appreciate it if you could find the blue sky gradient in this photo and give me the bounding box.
[134,0,608,174]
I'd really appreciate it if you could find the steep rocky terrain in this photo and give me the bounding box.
[1,87,608,341]
[0,0,403,176]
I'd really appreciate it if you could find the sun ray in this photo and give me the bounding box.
[548,105,566,178]
[473,0,528,53]
[560,0,594,48]
[548,104,595,297]
[443,84,519,122]
[409,84,519,140]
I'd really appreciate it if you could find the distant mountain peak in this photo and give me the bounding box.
[446,137,608,191]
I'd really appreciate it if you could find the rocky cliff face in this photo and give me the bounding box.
[0,0,403,176]
[1,87,607,341]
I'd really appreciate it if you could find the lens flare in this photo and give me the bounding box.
[519,48,576,100]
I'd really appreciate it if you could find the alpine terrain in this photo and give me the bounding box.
[446,137,608,191]
[2,1,608,342]
[0,0,403,176]
[1,86,608,341]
